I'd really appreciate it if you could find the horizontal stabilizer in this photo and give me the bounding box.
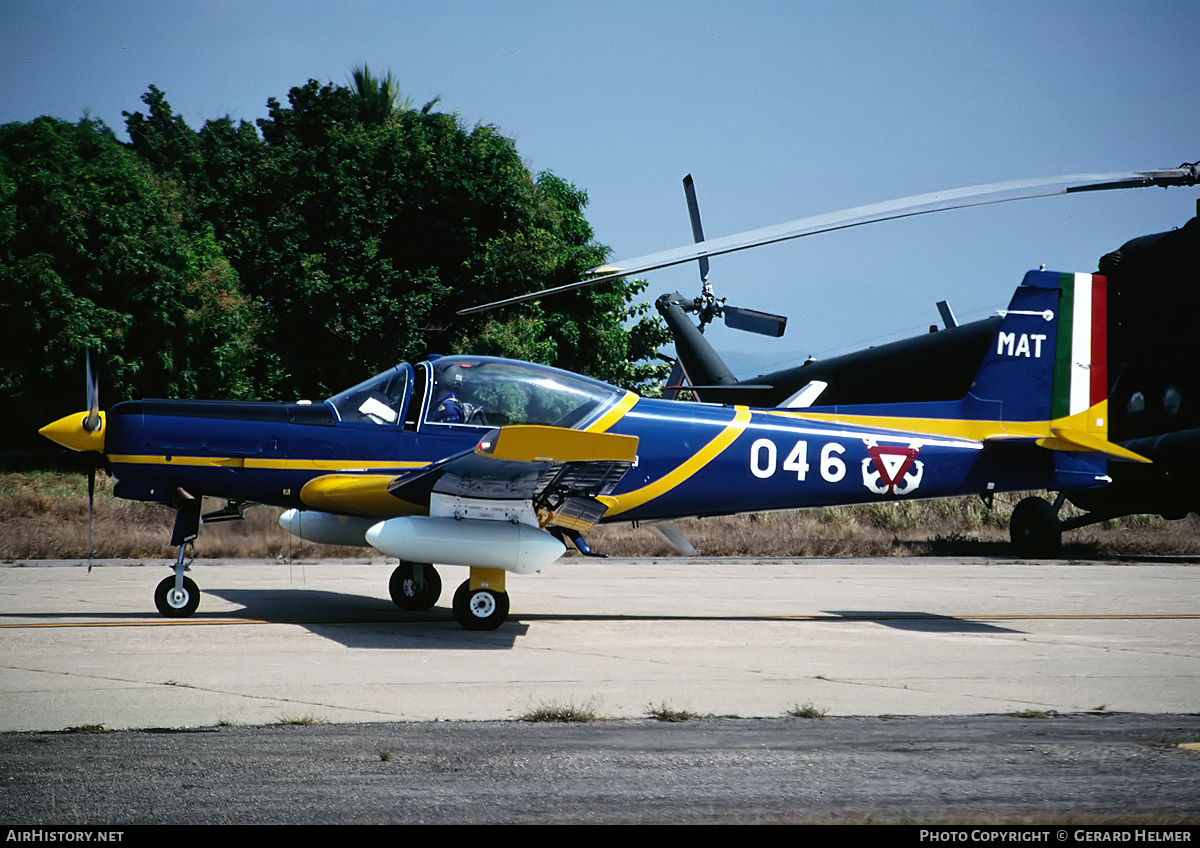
[1039,428,1151,463]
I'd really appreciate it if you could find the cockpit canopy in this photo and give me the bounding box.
[325,363,410,425]
[326,356,626,430]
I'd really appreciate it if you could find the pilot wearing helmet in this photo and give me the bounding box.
[432,363,468,423]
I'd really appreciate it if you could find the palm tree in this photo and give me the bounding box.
[349,64,411,125]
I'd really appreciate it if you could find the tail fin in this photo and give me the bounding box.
[968,270,1146,462]
[781,270,1146,465]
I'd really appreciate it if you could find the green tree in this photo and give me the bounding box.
[0,116,260,450]
[349,64,417,125]
[124,79,667,400]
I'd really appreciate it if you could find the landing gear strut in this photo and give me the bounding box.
[155,491,203,618]
[452,569,509,631]
[1009,496,1062,558]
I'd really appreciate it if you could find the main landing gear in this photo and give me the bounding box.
[1009,496,1062,558]
[388,561,442,611]
[1010,491,1150,559]
[452,577,510,631]
[386,562,510,631]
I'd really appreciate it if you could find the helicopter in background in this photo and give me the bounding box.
[464,164,1200,555]
[667,205,1200,556]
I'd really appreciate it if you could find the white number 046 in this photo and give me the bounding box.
[750,438,845,482]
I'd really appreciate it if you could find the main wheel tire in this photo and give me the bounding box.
[154,575,201,618]
[452,579,509,631]
[1009,497,1061,558]
[389,561,442,611]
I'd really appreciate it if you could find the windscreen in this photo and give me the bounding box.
[426,356,624,428]
[325,364,411,425]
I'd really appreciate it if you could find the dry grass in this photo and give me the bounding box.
[518,698,605,722]
[587,492,1200,559]
[3,471,1200,561]
[0,471,368,560]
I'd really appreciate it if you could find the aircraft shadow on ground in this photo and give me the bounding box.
[205,588,527,649]
[3,589,1019,644]
[0,588,523,649]
[822,610,1022,633]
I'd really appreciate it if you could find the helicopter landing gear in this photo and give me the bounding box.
[1009,496,1062,558]
[452,568,509,631]
[389,561,442,611]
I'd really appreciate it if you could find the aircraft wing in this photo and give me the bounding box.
[388,425,639,533]
[299,426,637,530]
[460,165,1199,314]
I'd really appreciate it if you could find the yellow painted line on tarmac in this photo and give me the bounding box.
[969,614,1200,621]
[3,612,1198,630]
[0,617,426,629]
[773,613,1200,622]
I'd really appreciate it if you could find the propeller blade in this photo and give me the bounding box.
[84,347,100,434]
[723,305,788,338]
[682,174,710,285]
[87,466,95,573]
[459,164,1199,315]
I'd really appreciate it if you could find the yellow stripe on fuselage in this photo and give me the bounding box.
[766,401,1141,459]
[585,391,639,433]
[601,406,752,516]
[106,454,428,472]
[761,409,1048,441]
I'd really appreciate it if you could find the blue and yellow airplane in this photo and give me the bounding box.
[40,270,1145,630]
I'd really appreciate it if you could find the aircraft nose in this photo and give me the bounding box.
[39,411,107,453]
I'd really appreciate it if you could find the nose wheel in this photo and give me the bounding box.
[452,579,509,631]
[154,575,200,618]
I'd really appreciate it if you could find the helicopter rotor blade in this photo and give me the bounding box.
[723,305,788,338]
[459,164,1199,315]
[682,174,710,286]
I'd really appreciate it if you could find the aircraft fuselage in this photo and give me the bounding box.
[100,390,1099,525]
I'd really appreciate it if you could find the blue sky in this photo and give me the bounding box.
[3,0,1197,377]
